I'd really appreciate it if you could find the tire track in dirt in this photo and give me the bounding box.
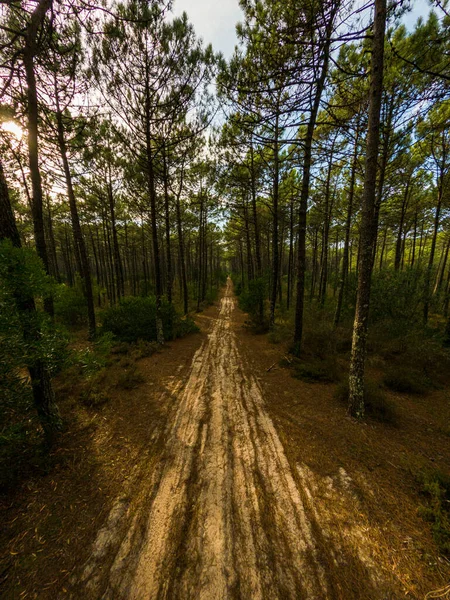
[76,279,393,599]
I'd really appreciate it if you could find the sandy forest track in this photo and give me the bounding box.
[74,279,397,599]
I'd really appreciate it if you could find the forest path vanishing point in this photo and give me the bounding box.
[74,278,397,600]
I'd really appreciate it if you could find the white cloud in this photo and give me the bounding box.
[172,0,242,58]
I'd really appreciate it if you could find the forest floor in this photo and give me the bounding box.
[1,279,450,599]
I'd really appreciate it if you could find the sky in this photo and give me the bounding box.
[172,0,242,58]
[172,0,436,59]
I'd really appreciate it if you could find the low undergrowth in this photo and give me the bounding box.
[334,379,399,424]
[0,322,186,492]
[383,367,429,395]
[101,295,199,343]
[417,470,450,556]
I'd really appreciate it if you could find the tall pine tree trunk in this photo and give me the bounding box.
[23,0,53,316]
[348,0,386,419]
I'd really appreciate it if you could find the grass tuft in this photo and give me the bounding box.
[116,366,145,390]
[417,470,450,556]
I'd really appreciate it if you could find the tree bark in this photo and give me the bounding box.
[348,0,387,419]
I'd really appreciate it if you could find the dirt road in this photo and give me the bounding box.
[75,279,395,599]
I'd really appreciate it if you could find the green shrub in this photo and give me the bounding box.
[383,367,428,395]
[233,279,243,297]
[267,323,292,344]
[54,281,87,327]
[175,315,199,338]
[417,470,450,556]
[0,302,32,424]
[0,240,68,420]
[302,321,336,360]
[205,288,219,305]
[345,268,424,324]
[238,278,268,330]
[101,296,198,343]
[334,379,398,424]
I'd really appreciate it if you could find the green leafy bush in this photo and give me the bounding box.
[54,280,87,327]
[238,277,268,330]
[0,240,67,411]
[101,296,198,343]
[267,323,292,344]
[345,268,425,324]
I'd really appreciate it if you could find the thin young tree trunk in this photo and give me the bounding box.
[175,169,189,315]
[348,0,387,419]
[379,226,387,270]
[394,180,410,271]
[107,161,124,300]
[250,137,264,322]
[319,137,336,305]
[202,205,208,302]
[55,94,96,338]
[278,213,286,305]
[371,95,394,265]
[270,110,280,328]
[244,198,254,284]
[443,265,450,318]
[294,6,337,348]
[310,228,319,301]
[423,188,443,324]
[287,194,294,310]
[46,196,60,283]
[435,237,450,296]
[103,210,116,305]
[334,129,359,326]
[23,0,54,316]
[197,186,205,311]
[163,144,173,304]
[144,49,163,342]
